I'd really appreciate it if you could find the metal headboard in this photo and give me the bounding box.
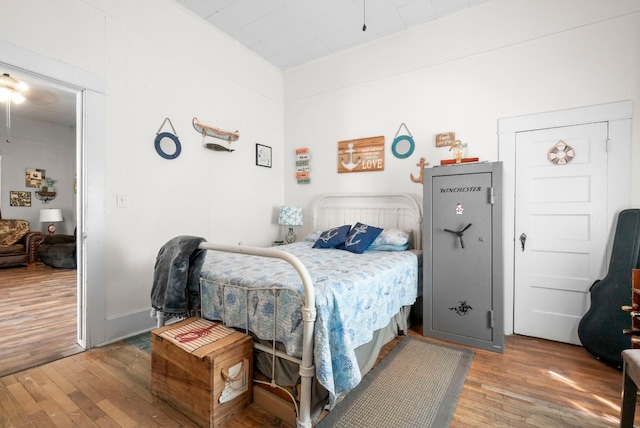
[311,193,423,250]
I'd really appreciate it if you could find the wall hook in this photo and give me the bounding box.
[157,117,178,136]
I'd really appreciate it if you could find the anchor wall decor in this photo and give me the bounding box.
[337,136,385,173]
[410,157,429,184]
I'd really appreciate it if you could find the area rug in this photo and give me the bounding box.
[317,336,474,428]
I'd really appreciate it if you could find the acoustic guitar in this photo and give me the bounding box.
[578,209,640,368]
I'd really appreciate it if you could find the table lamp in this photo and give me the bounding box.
[278,206,303,244]
[40,208,63,235]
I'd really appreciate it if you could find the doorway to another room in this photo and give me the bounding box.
[0,43,106,374]
[0,70,81,376]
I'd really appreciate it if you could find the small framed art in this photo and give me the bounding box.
[10,191,31,207]
[25,168,45,188]
[256,144,272,168]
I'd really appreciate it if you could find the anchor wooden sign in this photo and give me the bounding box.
[337,136,385,173]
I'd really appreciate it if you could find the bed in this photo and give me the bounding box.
[155,193,423,427]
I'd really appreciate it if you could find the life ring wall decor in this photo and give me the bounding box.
[155,118,182,160]
[547,140,575,165]
[392,122,415,159]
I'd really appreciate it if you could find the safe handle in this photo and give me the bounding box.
[520,233,527,252]
[444,223,472,249]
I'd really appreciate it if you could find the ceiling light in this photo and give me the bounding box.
[0,73,28,143]
[0,73,28,104]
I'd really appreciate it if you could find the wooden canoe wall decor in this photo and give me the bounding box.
[337,136,385,173]
[193,117,239,152]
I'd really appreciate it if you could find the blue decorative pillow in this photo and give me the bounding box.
[313,225,351,249]
[342,222,383,254]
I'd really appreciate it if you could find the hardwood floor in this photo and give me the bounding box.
[3,332,633,428]
[0,267,637,427]
[0,263,81,378]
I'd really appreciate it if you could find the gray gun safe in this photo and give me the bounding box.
[423,162,504,353]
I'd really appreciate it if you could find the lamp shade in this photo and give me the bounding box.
[278,206,303,226]
[39,208,63,223]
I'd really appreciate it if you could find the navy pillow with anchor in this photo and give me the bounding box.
[341,222,383,254]
[313,225,351,249]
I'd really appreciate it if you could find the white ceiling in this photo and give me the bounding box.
[0,71,77,130]
[175,0,491,70]
[2,1,490,129]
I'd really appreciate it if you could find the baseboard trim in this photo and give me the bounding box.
[99,309,156,347]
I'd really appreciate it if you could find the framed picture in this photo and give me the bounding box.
[25,168,46,188]
[256,144,272,168]
[10,191,31,207]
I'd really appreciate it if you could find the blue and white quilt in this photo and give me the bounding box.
[199,241,419,404]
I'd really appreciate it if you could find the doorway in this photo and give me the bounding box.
[0,71,81,375]
[498,101,632,342]
[1,41,107,358]
[513,122,608,345]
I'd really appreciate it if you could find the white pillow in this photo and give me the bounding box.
[303,230,322,242]
[371,229,412,247]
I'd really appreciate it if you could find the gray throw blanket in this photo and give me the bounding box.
[151,235,207,319]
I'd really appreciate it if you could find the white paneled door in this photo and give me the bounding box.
[514,123,608,345]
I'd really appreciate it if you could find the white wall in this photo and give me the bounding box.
[0,0,285,343]
[283,0,640,339]
[283,0,640,238]
[1,0,638,344]
[0,116,76,234]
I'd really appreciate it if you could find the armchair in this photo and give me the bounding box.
[0,215,45,268]
[38,229,77,269]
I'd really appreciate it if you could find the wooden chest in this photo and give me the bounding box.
[151,317,253,428]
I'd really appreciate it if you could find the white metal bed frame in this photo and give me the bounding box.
[193,193,422,427]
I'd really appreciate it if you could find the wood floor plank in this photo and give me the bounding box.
[85,343,154,403]
[37,397,77,427]
[25,411,55,428]
[12,369,50,404]
[6,379,41,416]
[94,414,123,428]
[67,389,108,422]
[95,399,139,428]
[75,347,184,427]
[40,361,78,395]
[0,382,35,427]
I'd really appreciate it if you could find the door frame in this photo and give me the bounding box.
[498,101,632,335]
[0,41,107,348]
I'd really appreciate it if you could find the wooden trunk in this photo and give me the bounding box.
[151,318,253,428]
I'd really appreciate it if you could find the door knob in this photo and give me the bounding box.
[520,233,527,252]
